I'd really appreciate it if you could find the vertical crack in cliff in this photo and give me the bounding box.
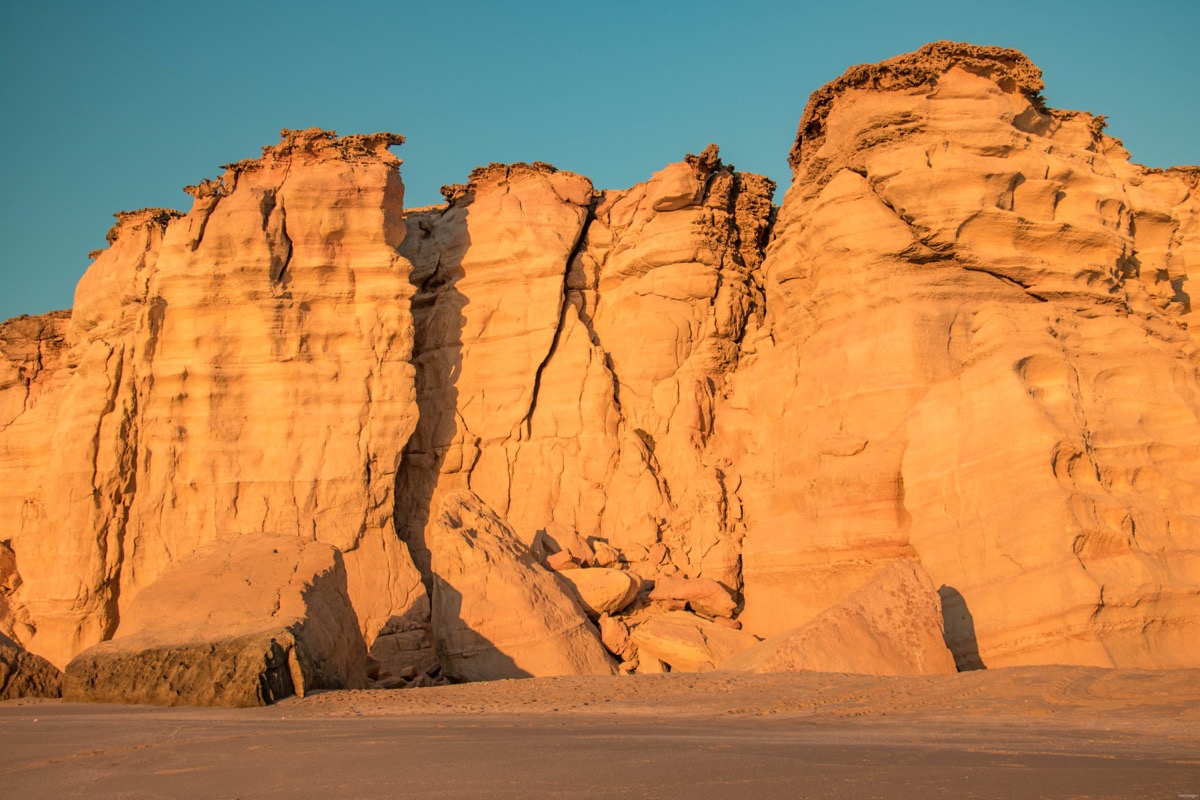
[262,189,294,288]
[518,198,597,439]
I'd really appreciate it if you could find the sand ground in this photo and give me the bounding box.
[1,666,1197,799]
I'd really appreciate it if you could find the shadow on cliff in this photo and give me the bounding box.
[938,585,986,671]
[394,196,472,596]
[430,575,530,681]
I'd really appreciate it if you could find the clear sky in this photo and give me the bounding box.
[2,0,1197,321]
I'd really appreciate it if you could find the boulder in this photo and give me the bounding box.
[556,568,640,617]
[631,611,759,672]
[649,576,737,619]
[597,614,636,660]
[428,491,617,681]
[63,535,369,707]
[723,560,957,676]
[0,633,62,700]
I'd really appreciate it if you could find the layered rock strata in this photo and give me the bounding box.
[724,42,1200,667]
[1,130,429,673]
[1,42,1198,699]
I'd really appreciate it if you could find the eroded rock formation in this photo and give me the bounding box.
[2,130,429,674]
[724,42,1200,668]
[1,42,1198,702]
[0,632,62,700]
[427,491,616,680]
[63,535,369,707]
[723,560,957,675]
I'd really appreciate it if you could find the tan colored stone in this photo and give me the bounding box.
[0,311,72,645]
[395,153,775,602]
[649,576,737,619]
[63,534,369,707]
[631,611,759,672]
[723,560,957,676]
[427,491,616,681]
[723,42,1200,668]
[590,539,622,568]
[545,551,580,571]
[3,43,1200,682]
[597,614,635,660]
[556,568,640,617]
[0,632,62,700]
[2,130,429,670]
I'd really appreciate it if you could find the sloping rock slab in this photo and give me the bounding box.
[723,559,957,676]
[64,535,369,707]
[649,576,737,619]
[429,491,616,681]
[632,611,759,672]
[1,633,62,699]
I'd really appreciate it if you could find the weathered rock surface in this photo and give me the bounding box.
[723,560,957,675]
[427,491,617,681]
[556,567,641,617]
[63,535,368,707]
[631,611,759,672]
[723,42,1200,668]
[0,632,62,700]
[1,130,429,671]
[395,154,775,596]
[1,42,1199,685]
[649,576,737,619]
[0,312,72,644]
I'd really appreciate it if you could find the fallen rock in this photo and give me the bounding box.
[556,568,641,617]
[598,614,636,660]
[545,551,580,572]
[428,491,617,681]
[538,523,596,566]
[631,611,759,672]
[722,560,957,676]
[0,633,62,699]
[649,576,737,619]
[63,535,370,707]
[589,540,623,568]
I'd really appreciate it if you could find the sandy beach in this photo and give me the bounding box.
[2,666,1197,799]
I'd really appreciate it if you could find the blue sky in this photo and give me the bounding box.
[2,0,1197,321]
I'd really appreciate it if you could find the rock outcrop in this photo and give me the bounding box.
[723,42,1200,668]
[0,312,72,644]
[723,560,957,675]
[1,130,429,674]
[631,611,759,672]
[2,42,1199,699]
[427,491,616,681]
[0,632,62,700]
[63,535,368,707]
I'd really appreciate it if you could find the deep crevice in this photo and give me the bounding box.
[518,197,597,439]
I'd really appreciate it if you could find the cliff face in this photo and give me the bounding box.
[0,42,1197,688]
[2,130,428,670]
[724,42,1200,667]
[395,152,774,594]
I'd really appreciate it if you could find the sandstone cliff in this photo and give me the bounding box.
[723,42,1200,668]
[1,42,1197,699]
[1,130,429,672]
